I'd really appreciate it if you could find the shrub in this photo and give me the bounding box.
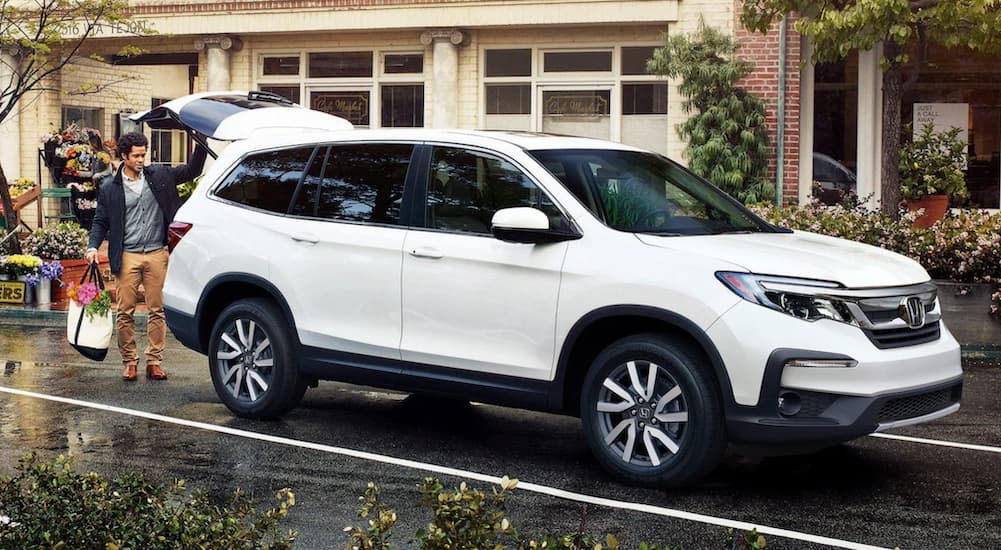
[647,19,773,204]
[345,477,766,550]
[21,221,88,260]
[751,201,1001,284]
[0,453,297,550]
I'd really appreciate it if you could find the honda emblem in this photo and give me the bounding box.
[899,296,926,329]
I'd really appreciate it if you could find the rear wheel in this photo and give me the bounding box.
[580,334,725,487]
[208,298,306,419]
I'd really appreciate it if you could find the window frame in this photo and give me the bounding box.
[480,43,666,145]
[254,47,427,129]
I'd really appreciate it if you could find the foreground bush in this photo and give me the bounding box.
[345,476,767,550]
[0,453,297,549]
[751,201,1001,285]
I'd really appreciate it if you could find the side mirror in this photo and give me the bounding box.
[490,207,581,244]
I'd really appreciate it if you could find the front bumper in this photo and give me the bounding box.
[726,362,962,447]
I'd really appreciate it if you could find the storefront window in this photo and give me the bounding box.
[381,85,423,127]
[812,51,859,205]
[902,45,1001,208]
[309,51,373,78]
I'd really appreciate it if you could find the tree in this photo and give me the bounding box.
[647,20,774,204]
[741,0,1001,216]
[1,0,144,252]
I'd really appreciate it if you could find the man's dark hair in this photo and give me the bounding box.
[117,132,148,157]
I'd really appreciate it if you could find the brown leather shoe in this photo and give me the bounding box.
[146,363,167,380]
[122,364,138,381]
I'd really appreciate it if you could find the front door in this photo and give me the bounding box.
[401,145,571,380]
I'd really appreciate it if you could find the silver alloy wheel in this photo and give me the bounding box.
[214,318,275,404]
[595,359,689,467]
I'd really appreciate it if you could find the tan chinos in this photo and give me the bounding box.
[116,247,169,368]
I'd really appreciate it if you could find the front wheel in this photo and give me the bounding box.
[580,334,725,487]
[208,298,306,419]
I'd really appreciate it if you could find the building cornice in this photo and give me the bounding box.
[118,0,678,37]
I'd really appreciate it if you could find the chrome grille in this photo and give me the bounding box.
[864,321,941,349]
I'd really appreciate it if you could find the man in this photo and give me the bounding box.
[86,132,207,381]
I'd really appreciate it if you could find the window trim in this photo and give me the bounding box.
[480,43,667,144]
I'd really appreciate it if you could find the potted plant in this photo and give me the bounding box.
[900,123,969,228]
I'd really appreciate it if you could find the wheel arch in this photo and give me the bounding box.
[194,273,298,352]
[551,305,735,416]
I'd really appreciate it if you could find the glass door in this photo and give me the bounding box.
[538,86,612,140]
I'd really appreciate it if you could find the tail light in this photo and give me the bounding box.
[168,222,193,252]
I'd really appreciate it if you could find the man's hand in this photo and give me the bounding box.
[85,248,99,264]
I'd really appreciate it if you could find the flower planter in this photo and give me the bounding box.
[906,194,949,228]
[51,257,110,302]
[935,280,1001,349]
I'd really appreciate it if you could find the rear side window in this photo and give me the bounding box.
[305,143,413,225]
[215,147,315,213]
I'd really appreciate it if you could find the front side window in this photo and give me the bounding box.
[300,143,413,225]
[427,147,567,234]
[214,147,315,213]
[529,149,772,235]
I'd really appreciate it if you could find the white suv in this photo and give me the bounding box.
[152,93,963,487]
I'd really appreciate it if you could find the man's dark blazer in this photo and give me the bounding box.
[89,146,207,275]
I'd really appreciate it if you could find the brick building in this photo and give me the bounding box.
[2,0,997,227]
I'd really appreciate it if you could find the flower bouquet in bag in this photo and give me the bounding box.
[66,262,113,361]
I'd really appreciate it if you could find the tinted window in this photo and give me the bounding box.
[290,147,328,217]
[529,149,771,235]
[312,143,413,224]
[427,147,567,234]
[215,147,314,213]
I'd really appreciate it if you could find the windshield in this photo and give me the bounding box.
[528,149,774,235]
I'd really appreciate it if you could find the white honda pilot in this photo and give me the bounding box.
[149,92,962,487]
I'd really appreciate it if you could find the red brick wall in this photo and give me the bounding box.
[734,1,801,206]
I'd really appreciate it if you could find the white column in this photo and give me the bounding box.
[798,36,815,206]
[194,35,242,92]
[856,45,883,209]
[421,29,464,128]
[0,49,21,182]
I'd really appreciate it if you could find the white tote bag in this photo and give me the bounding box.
[66,262,113,361]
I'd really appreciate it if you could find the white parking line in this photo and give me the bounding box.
[0,386,889,550]
[869,432,1001,453]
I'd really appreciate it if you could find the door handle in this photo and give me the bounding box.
[409,246,443,259]
[290,232,319,244]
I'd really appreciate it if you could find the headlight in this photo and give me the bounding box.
[716,272,856,324]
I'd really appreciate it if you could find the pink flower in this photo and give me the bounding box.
[76,282,99,306]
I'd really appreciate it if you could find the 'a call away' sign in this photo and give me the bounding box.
[0,281,26,304]
[913,103,969,144]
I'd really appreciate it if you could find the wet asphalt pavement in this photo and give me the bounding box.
[0,324,999,549]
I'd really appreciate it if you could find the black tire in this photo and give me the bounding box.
[580,334,725,487]
[208,298,306,419]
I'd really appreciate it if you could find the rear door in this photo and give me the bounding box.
[266,141,417,360]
